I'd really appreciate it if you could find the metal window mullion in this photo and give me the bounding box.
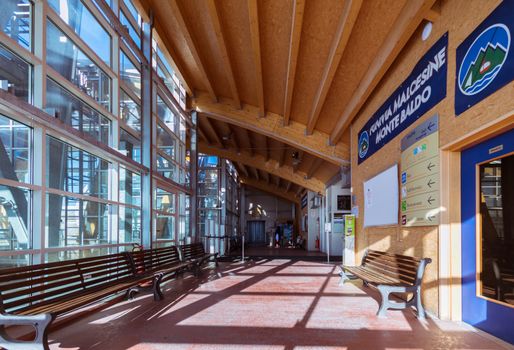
[119,80,142,105]
[140,15,153,249]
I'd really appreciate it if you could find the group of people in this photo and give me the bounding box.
[274,226,304,249]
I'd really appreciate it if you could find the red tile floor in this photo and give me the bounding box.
[49,259,513,350]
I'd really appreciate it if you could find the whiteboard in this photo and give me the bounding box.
[363,164,399,227]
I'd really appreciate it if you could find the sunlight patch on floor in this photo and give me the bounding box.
[176,294,315,328]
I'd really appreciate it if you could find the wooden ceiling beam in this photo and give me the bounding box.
[197,125,210,144]
[202,116,224,148]
[330,0,437,144]
[293,150,304,173]
[227,124,240,152]
[206,0,241,108]
[241,177,299,203]
[306,158,324,179]
[239,163,249,178]
[168,0,217,101]
[194,93,349,165]
[234,162,249,178]
[245,128,255,156]
[286,181,292,193]
[265,137,270,162]
[278,144,287,167]
[247,0,265,117]
[283,0,305,126]
[198,142,325,193]
[305,0,362,134]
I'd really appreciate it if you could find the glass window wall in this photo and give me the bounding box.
[46,20,111,110]
[0,0,31,50]
[48,0,111,66]
[46,79,110,144]
[0,44,31,102]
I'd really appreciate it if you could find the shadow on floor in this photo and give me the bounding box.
[48,259,512,350]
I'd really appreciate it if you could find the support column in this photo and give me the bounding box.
[141,15,153,249]
[190,111,198,242]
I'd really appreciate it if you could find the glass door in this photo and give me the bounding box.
[461,128,514,344]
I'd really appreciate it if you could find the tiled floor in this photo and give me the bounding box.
[49,259,513,350]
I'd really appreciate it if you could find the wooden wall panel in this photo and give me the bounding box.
[350,0,511,317]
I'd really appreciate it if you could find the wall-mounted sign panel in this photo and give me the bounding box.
[455,1,514,115]
[401,114,440,227]
[357,33,448,164]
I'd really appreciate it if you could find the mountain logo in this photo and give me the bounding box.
[358,131,369,159]
[458,24,510,96]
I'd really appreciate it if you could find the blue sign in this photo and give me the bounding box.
[455,1,514,115]
[357,33,448,164]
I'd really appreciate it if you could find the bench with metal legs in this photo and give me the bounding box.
[340,250,431,319]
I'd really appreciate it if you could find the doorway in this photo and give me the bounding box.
[461,128,514,344]
[247,220,265,245]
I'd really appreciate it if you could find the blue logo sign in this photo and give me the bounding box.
[401,172,407,184]
[358,131,369,159]
[357,34,448,164]
[458,24,510,96]
[455,1,514,115]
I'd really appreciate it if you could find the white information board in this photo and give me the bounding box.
[363,164,399,227]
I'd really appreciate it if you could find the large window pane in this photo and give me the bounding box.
[123,0,141,26]
[46,20,111,110]
[0,44,31,103]
[45,247,112,262]
[119,206,140,243]
[0,0,31,50]
[156,155,177,182]
[120,51,140,98]
[155,214,174,240]
[157,95,176,133]
[155,188,175,214]
[0,184,30,251]
[46,136,109,199]
[119,10,140,48]
[156,124,175,158]
[46,193,109,247]
[46,79,110,144]
[119,128,140,163]
[120,89,140,133]
[0,114,31,183]
[119,167,141,206]
[48,0,111,66]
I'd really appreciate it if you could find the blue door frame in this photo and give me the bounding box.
[461,128,514,344]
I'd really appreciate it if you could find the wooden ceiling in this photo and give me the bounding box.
[139,0,439,199]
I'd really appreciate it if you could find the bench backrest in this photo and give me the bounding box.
[179,243,206,261]
[129,246,181,274]
[0,252,133,314]
[362,250,432,286]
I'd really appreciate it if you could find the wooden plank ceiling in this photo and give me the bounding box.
[139,0,438,200]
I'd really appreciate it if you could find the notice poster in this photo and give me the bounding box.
[400,114,440,226]
[344,215,355,236]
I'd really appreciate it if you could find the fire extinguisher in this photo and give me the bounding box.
[315,236,320,249]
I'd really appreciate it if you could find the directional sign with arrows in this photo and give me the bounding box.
[400,115,440,227]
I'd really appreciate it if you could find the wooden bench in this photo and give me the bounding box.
[0,252,153,350]
[340,249,432,319]
[180,243,218,276]
[0,246,195,349]
[128,245,192,300]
